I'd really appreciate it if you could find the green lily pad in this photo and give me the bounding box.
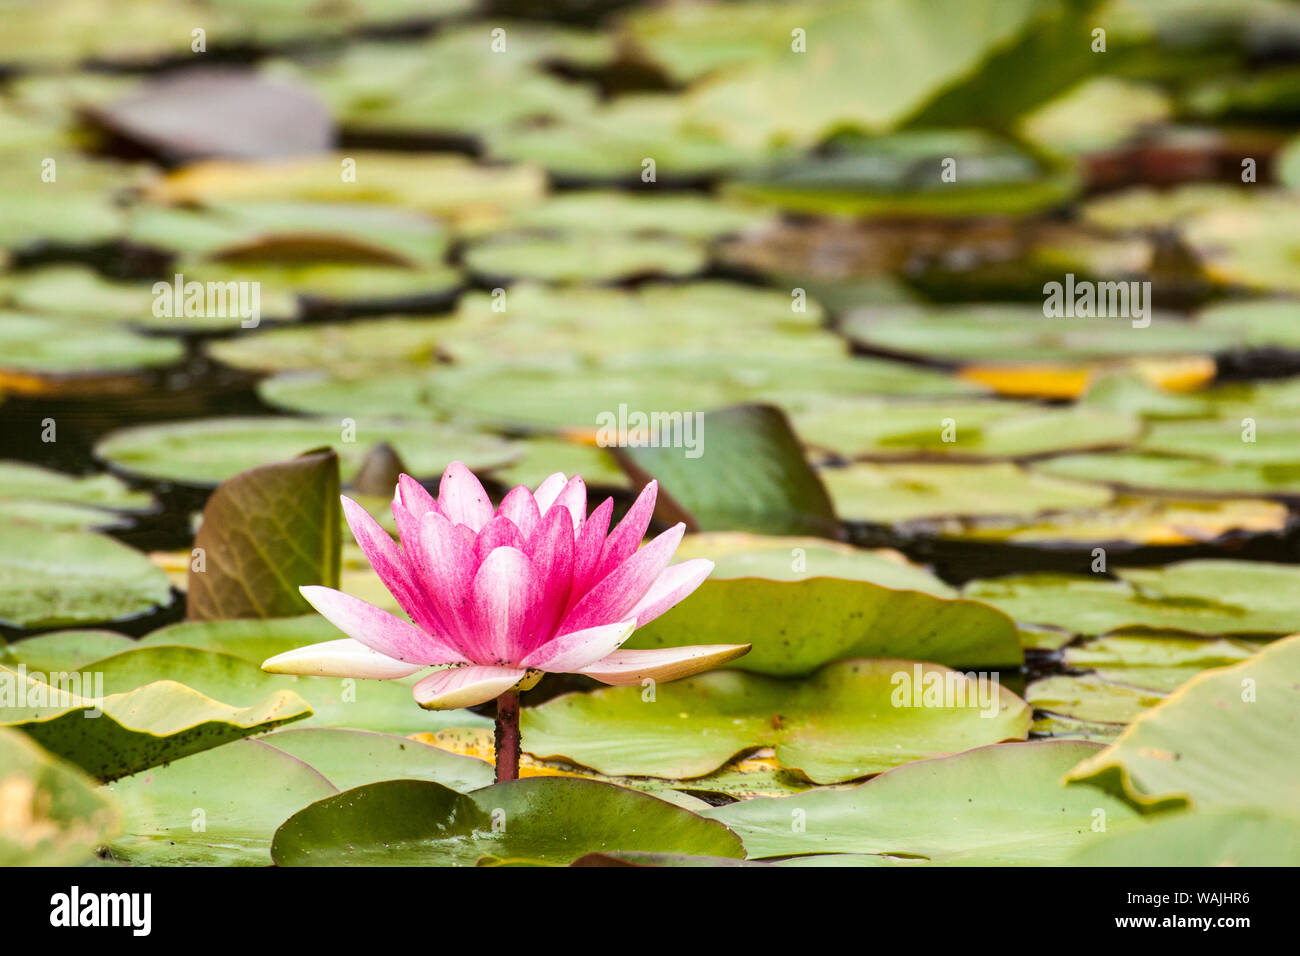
[260,728,493,793]
[1026,675,1166,724]
[523,659,1031,783]
[493,438,628,492]
[964,561,1300,636]
[629,532,1023,673]
[501,191,770,241]
[136,615,342,666]
[94,416,518,490]
[271,776,745,866]
[186,449,339,621]
[0,726,120,866]
[1065,633,1300,812]
[794,399,1139,460]
[0,265,155,324]
[616,404,838,537]
[708,739,1137,864]
[80,644,489,736]
[1,629,135,673]
[0,312,183,393]
[0,461,153,511]
[104,738,336,866]
[0,498,135,532]
[0,662,311,781]
[463,232,705,284]
[822,461,1114,524]
[205,316,444,374]
[1063,632,1264,691]
[1066,807,1300,866]
[0,523,173,631]
[1033,451,1300,498]
[724,130,1078,218]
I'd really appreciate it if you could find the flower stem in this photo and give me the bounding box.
[494,689,521,783]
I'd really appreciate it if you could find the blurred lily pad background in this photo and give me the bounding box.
[1,0,1299,867]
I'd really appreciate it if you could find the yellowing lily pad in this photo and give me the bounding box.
[523,659,1031,783]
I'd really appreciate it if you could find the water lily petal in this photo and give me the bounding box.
[532,472,567,513]
[498,485,540,540]
[300,585,466,664]
[437,460,494,531]
[412,510,479,650]
[626,559,714,627]
[523,505,573,649]
[577,645,752,686]
[521,621,636,673]
[546,474,587,530]
[393,475,439,549]
[342,496,446,636]
[262,638,425,679]
[476,514,526,562]
[413,664,527,709]
[560,523,685,633]
[468,546,540,664]
[571,496,613,596]
[595,480,657,581]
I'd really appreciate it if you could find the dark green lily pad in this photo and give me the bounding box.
[272,776,745,866]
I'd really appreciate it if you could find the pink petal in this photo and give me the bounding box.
[532,472,568,513]
[262,638,425,679]
[520,621,636,673]
[410,510,479,651]
[468,547,540,664]
[300,585,466,665]
[392,475,439,549]
[594,481,657,582]
[412,665,527,709]
[626,559,714,627]
[342,496,446,636]
[546,475,587,530]
[560,523,685,634]
[476,514,526,562]
[577,645,751,686]
[522,506,574,650]
[498,485,540,540]
[437,461,494,531]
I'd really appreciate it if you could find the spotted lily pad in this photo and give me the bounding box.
[1065,633,1300,812]
[271,776,745,866]
[0,523,173,631]
[0,726,120,866]
[523,659,1030,783]
[628,532,1023,672]
[0,662,311,781]
[103,738,337,866]
[94,416,518,490]
[708,740,1137,864]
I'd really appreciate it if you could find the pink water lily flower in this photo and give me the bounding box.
[263,462,749,780]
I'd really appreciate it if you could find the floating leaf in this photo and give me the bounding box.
[0,663,311,781]
[1063,632,1263,691]
[464,233,705,284]
[523,659,1030,783]
[708,740,1136,864]
[104,738,336,866]
[187,449,340,621]
[0,312,183,397]
[271,777,745,866]
[1066,807,1300,866]
[260,728,493,792]
[628,532,1023,672]
[1026,674,1166,724]
[615,405,838,537]
[0,727,120,866]
[0,522,173,631]
[1,629,134,672]
[1065,633,1300,812]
